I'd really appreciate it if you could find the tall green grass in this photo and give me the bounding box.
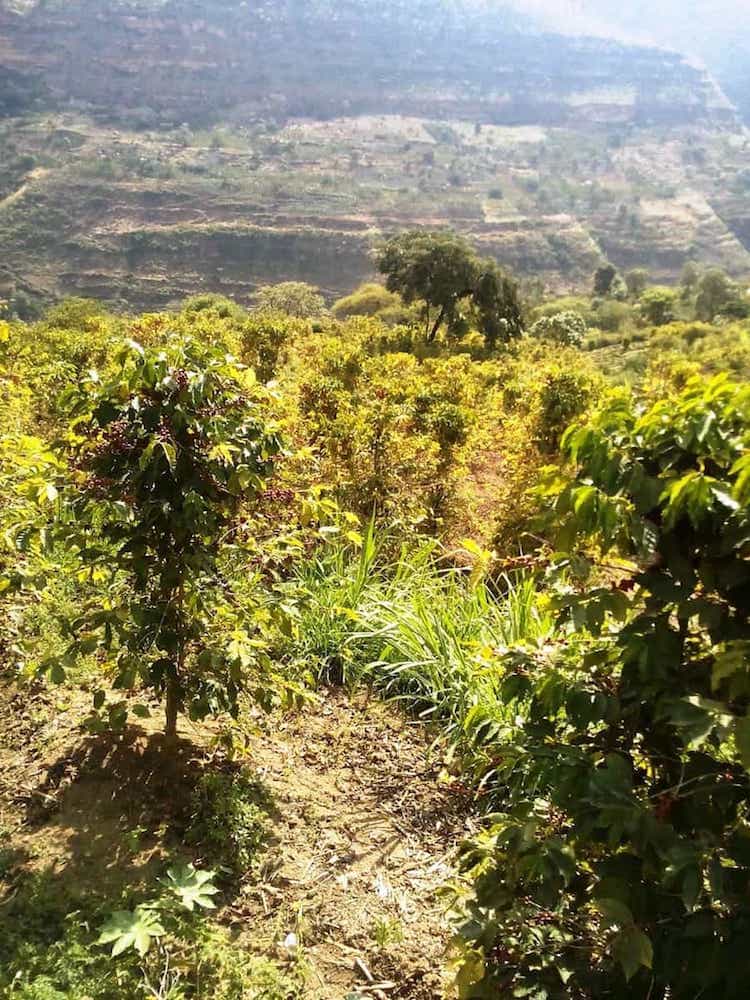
[289,531,553,784]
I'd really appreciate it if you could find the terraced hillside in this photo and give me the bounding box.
[0,0,748,310]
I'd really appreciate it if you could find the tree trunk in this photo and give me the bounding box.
[165,581,184,743]
[165,673,179,742]
[428,305,446,342]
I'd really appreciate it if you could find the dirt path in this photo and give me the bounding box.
[238,691,469,998]
[0,683,470,999]
[0,168,47,213]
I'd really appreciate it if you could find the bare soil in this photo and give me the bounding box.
[0,681,472,999]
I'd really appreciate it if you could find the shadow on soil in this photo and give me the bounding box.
[0,726,277,986]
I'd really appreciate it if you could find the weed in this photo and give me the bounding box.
[122,825,149,855]
[0,863,298,1000]
[185,770,273,876]
[370,916,404,948]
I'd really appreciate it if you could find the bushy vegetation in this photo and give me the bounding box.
[2,243,750,997]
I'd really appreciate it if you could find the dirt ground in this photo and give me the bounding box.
[0,681,473,999]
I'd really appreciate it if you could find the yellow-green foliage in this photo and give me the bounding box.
[268,319,602,545]
[332,282,415,325]
[285,343,470,527]
[4,301,126,431]
[459,340,602,548]
[638,285,677,326]
[0,319,32,436]
[530,295,594,324]
[647,320,750,380]
[0,290,608,562]
[252,281,327,319]
[591,298,633,332]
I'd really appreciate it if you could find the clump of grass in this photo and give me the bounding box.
[353,557,552,736]
[370,915,404,948]
[290,523,379,683]
[291,533,553,788]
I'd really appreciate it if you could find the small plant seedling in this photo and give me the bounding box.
[370,916,404,948]
[122,825,148,854]
[98,863,219,961]
[162,863,220,911]
[98,906,165,957]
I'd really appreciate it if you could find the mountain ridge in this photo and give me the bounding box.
[0,0,738,127]
[0,0,747,311]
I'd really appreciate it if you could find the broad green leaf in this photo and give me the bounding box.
[49,662,66,684]
[594,897,633,927]
[735,716,750,771]
[209,442,238,464]
[454,949,486,996]
[612,925,653,981]
[731,453,750,504]
[681,866,702,911]
[159,441,176,470]
[97,906,165,956]
[163,863,219,911]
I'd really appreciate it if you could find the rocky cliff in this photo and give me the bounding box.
[0,0,737,128]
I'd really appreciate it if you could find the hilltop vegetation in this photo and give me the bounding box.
[2,240,750,996]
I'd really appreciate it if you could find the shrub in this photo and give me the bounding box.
[253,282,327,319]
[535,368,596,450]
[51,337,282,738]
[639,286,677,326]
[240,312,309,382]
[187,770,272,874]
[529,310,586,347]
[694,268,748,322]
[332,282,404,320]
[453,375,750,999]
[624,267,649,298]
[182,294,247,321]
[532,296,593,325]
[592,299,632,332]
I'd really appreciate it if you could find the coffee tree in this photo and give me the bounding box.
[50,337,281,739]
[453,374,750,998]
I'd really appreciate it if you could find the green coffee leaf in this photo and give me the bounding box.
[594,897,633,927]
[612,925,653,981]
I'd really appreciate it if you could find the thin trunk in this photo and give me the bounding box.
[165,675,179,742]
[428,305,447,342]
[164,580,184,743]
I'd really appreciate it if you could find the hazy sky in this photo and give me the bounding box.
[513,0,750,56]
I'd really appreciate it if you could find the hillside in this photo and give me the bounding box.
[516,0,750,124]
[3,263,750,997]
[0,0,748,310]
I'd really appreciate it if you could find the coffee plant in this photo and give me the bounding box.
[46,336,281,738]
[453,374,750,998]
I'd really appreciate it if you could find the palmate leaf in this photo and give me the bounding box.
[163,863,220,911]
[97,906,165,956]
